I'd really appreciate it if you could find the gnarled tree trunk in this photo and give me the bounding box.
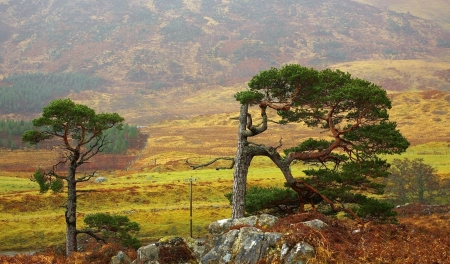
[232,104,251,219]
[65,154,79,255]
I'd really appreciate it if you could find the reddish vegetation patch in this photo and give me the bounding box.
[379,78,409,91]
[220,40,245,55]
[0,240,136,264]
[266,209,450,263]
[0,133,148,173]
[230,58,269,82]
[2,205,450,263]
[159,243,197,264]
[421,89,448,99]
[393,202,450,216]
[433,69,450,83]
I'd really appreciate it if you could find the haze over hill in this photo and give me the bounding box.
[0,0,449,125]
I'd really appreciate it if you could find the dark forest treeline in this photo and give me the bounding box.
[0,119,141,153]
[0,72,103,114]
[96,124,141,155]
[0,119,35,150]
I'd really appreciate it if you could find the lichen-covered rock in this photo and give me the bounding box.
[208,215,277,236]
[302,219,328,230]
[232,227,282,264]
[133,244,159,264]
[232,215,258,227]
[130,237,199,264]
[208,218,233,236]
[158,236,184,246]
[282,242,315,264]
[201,229,240,263]
[118,215,321,264]
[185,237,208,260]
[94,176,107,183]
[202,226,283,264]
[257,214,278,228]
[232,227,265,264]
[111,251,132,264]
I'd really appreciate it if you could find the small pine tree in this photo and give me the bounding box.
[83,213,142,249]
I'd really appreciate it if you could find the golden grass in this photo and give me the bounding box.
[1,144,449,252]
[0,163,300,251]
[331,59,450,91]
[1,88,449,251]
[0,150,61,172]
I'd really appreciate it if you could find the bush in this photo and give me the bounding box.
[225,186,299,214]
[83,213,142,249]
[33,169,64,194]
[355,197,398,223]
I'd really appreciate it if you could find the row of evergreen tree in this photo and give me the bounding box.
[0,72,103,114]
[0,119,35,150]
[97,124,140,155]
[0,119,139,153]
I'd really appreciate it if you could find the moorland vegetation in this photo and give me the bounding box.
[1,66,449,263]
[0,0,450,263]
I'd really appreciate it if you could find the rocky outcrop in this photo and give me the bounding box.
[111,251,132,264]
[94,177,107,183]
[201,227,282,264]
[201,214,325,264]
[208,214,278,235]
[131,236,204,264]
[280,242,315,263]
[302,219,329,230]
[111,215,328,264]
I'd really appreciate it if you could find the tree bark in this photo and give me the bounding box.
[65,157,78,255]
[232,104,251,219]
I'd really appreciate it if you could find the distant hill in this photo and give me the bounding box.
[352,0,450,31]
[0,0,449,124]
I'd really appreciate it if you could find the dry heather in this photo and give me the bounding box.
[2,204,449,264]
[1,90,449,174]
[266,205,450,263]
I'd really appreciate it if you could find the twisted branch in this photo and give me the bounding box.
[186,157,235,170]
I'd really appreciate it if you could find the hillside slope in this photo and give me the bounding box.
[352,0,450,31]
[0,0,450,124]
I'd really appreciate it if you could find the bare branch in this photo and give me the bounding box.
[79,135,108,165]
[247,139,282,151]
[77,171,97,182]
[275,138,283,149]
[267,119,283,124]
[244,104,269,137]
[186,157,235,170]
[76,229,107,244]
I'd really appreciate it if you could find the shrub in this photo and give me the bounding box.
[225,186,299,214]
[83,213,142,249]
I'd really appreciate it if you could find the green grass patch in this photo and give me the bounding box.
[0,176,37,193]
[0,148,448,251]
[385,142,450,176]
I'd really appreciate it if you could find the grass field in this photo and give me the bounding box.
[0,161,308,251]
[0,89,449,251]
[1,143,449,252]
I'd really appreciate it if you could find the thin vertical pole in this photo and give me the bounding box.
[190,178,193,238]
[185,176,196,238]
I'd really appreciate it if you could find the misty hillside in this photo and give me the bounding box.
[0,0,450,123]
